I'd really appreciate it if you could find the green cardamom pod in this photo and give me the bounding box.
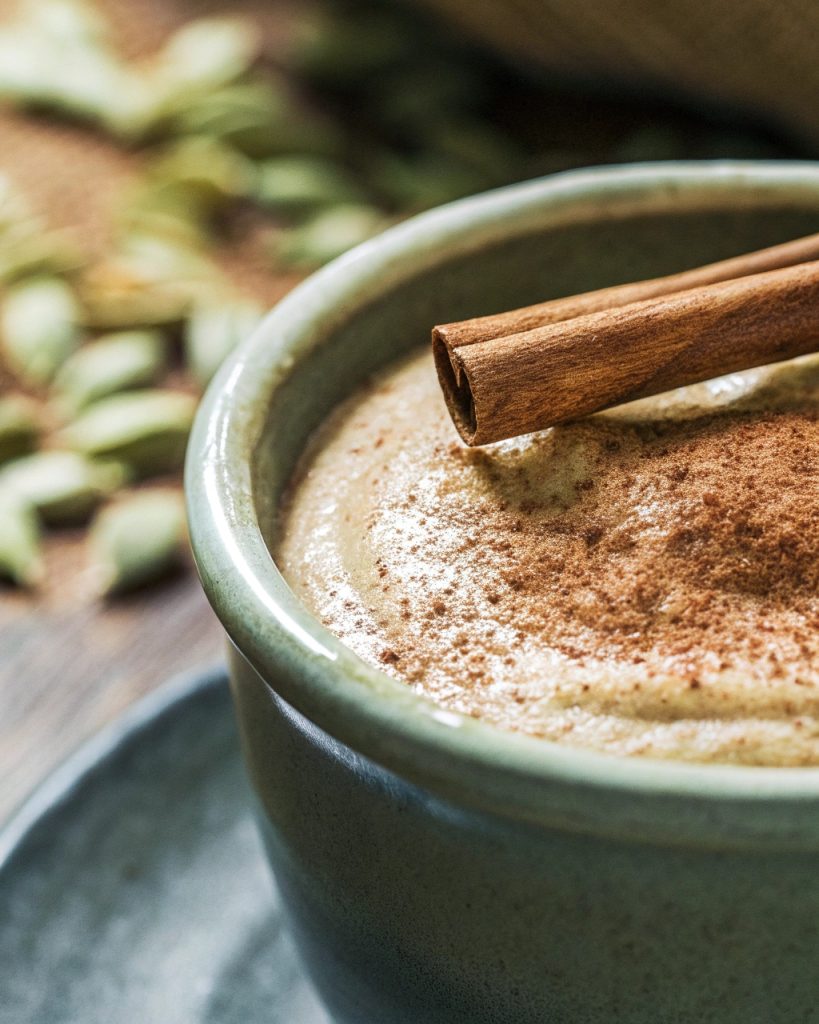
[28,0,111,49]
[255,156,365,215]
[4,0,151,139]
[0,394,40,463]
[0,28,53,106]
[168,82,343,159]
[184,301,263,386]
[0,21,145,136]
[117,140,255,244]
[144,17,258,121]
[52,329,167,411]
[95,75,159,143]
[274,204,387,270]
[0,489,43,587]
[1,276,81,385]
[78,273,191,330]
[0,176,83,283]
[59,389,198,476]
[117,182,210,249]
[146,136,256,206]
[119,232,221,286]
[0,450,127,525]
[112,234,224,312]
[162,17,257,89]
[77,238,218,329]
[0,221,82,285]
[167,81,282,137]
[88,489,187,596]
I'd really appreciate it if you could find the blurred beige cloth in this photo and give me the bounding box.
[423,0,819,146]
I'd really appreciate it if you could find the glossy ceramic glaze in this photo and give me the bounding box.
[187,164,819,1023]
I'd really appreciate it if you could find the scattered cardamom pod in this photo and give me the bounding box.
[173,80,344,159]
[0,10,254,142]
[118,232,222,290]
[88,489,187,596]
[184,301,263,386]
[28,0,111,49]
[274,204,387,269]
[0,219,82,284]
[144,17,259,117]
[0,176,83,283]
[168,80,285,141]
[1,276,81,385]
[0,489,43,588]
[255,156,365,215]
[94,74,158,143]
[145,136,257,212]
[78,281,190,330]
[0,28,54,106]
[78,264,192,330]
[0,450,127,525]
[51,329,167,412]
[0,21,143,134]
[0,394,41,464]
[77,236,218,329]
[59,389,198,475]
[117,185,210,249]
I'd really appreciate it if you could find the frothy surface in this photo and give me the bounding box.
[277,350,819,765]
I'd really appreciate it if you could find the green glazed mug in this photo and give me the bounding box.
[187,162,819,1023]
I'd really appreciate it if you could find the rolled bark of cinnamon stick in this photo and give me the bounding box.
[435,229,819,353]
[434,259,819,445]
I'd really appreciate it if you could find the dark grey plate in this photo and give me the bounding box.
[0,667,329,1024]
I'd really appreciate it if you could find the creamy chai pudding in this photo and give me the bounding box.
[277,349,819,766]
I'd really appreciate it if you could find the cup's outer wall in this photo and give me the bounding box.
[231,649,819,1024]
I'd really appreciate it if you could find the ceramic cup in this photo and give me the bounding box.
[187,163,819,1024]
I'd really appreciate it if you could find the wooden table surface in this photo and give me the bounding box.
[0,561,224,822]
[0,0,302,823]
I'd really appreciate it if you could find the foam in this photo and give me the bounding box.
[278,350,819,765]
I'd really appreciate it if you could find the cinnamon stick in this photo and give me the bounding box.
[434,230,819,353]
[434,259,819,445]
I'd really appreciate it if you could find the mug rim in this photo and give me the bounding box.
[187,161,819,845]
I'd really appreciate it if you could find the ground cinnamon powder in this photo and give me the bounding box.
[278,349,819,765]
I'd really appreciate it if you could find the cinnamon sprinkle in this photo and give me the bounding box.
[277,350,819,766]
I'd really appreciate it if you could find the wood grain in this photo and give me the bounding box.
[0,560,223,822]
